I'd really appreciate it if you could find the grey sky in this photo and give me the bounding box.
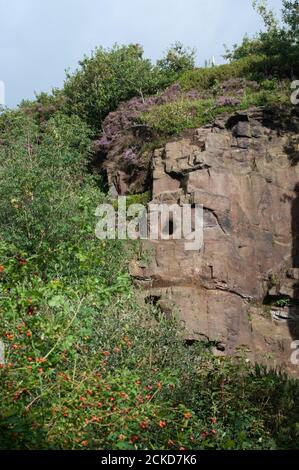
[0,0,283,108]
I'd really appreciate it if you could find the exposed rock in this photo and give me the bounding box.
[287,268,299,280]
[91,79,262,196]
[94,90,299,375]
[215,78,260,96]
[91,83,204,195]
[129,105,299,376]
[215,96,241,107]
[232,121,251,138]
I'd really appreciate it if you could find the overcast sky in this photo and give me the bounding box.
[0,0,283,108]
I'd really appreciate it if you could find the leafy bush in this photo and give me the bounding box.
[225,0,299,78]
[0,110,96,257]
[157,42,196,81]
[19,90,65,125]
[240,82,290,108]
[63,44,169,131]
[179,61,245,90]
[179,55,283,91]
[1,251,299,450]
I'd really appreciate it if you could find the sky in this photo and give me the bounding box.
[0,0,283,108]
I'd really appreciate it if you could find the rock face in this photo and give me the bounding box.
[92,84,202,195]
[128,106,299,375]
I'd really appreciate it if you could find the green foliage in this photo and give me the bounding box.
[224,0,299,78]
[253,0,279,31]
[139,98,235,135]
[63,44,168,131]
[179,52,297,92]
[0,35,299,450]
[0,110,95,256]
[274,298,291,307]
[140,75,290,136]
[62,43,198,131]
[283,0,299,34]
[179,62,242,90]
[240,82,290,107]
[18,90,65,125]
[125,191,151,206]
[157,42,196,81]
[1,253,299,450]
[179,55,269,90]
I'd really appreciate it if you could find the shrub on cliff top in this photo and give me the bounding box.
[139,82,290,136]
[157,42,196,81]
[224,0,299,78]
[179,55,275,91]
[63,44,168,131]
[63,43,198,132]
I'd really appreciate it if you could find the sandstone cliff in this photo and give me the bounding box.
[94,93,299,376]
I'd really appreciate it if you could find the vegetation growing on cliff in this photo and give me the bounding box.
[62,42,196,131]
[139,82,291,135]
[225,0,299,78]
[0,0,299,451]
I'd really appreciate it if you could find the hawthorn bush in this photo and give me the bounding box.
[156,42,196,83]
[62,43,199,132]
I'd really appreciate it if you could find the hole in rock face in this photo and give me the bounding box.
[162,218,175,236]
[168,219,174,236]
[225,114,249,130]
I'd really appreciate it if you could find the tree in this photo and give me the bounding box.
[63,44,164,131]
[252,0,279,31]
[282,0,299,37]
[157,42,196,76]
[224,0,299,78]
